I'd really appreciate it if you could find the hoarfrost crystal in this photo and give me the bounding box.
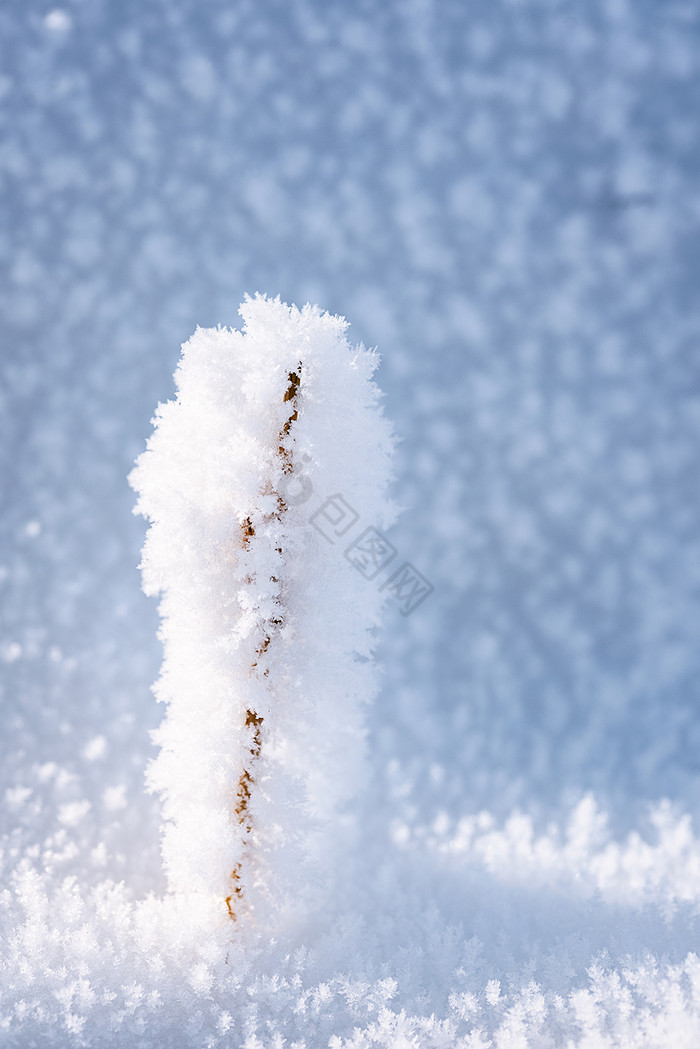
[129,294,396,928]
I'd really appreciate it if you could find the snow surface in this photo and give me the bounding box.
[2,0,700,1045]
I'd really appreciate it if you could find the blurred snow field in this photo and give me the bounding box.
[2,0,700,1045]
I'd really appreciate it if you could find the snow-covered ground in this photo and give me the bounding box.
[2,1,700,1045]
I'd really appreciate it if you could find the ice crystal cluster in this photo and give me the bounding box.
[129,295,395,926]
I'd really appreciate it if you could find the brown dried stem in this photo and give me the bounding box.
[225,364,302,921]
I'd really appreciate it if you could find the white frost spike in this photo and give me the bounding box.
[130,294,396,928]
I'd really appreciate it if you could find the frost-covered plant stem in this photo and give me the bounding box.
[130,295,395,929]
[227,364,301,920]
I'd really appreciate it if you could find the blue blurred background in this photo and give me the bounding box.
[2,0,700,891]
